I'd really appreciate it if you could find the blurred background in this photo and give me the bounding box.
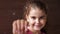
[0,0,60,34]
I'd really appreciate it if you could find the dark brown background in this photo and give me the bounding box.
[0,0,60,34]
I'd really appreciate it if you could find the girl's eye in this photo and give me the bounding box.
[31,16,36,19]
[39,16,46,19]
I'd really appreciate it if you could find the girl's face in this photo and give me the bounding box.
[26,7,47,31]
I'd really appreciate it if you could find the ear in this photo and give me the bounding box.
[26,15,28,20]
[26,15,29,22]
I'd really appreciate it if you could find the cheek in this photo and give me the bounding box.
[29,21,35,26]
[40,19,47,25]
[28,18,35,26]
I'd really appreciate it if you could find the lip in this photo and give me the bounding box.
[35,25,40,27]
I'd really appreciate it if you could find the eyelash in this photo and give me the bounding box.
[31,17,36,19]
[40,16,44,19]
[39,16,46,19]
[31,16,45,20]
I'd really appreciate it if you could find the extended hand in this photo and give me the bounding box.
[12,19,28,34]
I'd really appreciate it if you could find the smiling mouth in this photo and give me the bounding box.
[35,24,42,27]
[35,25,40,27]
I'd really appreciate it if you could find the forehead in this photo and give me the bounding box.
[29,7,45,17]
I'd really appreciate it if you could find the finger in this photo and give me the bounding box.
[12,20,18,34]
[12,21,16,34]
[16,19,21,34]
[25,20,28,31]
[20,19,27,34]
[16,20,20,30]
[24,20,28,34]
[21,19,25,34]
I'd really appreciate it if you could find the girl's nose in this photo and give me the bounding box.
[36,19,40,24]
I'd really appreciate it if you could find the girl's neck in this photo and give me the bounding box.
[27,26,41,34]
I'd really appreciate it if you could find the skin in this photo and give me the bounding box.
[12,7,47,34]
[26,7,47,34]
[12,19,27,34]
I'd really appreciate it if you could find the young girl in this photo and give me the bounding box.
[12,0,47,34]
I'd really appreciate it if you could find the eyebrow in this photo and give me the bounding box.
[40,15,47,18]
[30,15,46,18]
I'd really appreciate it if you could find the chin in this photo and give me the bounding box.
[34,26,42,31]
